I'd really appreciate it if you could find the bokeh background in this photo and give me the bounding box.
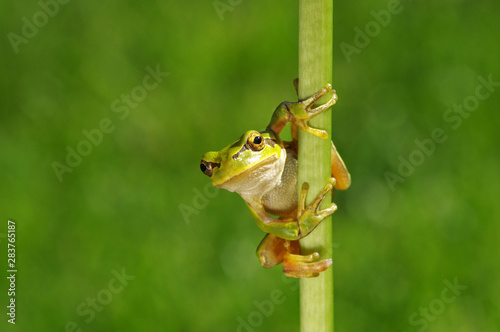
[1,0,499,331]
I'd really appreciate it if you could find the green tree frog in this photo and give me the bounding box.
[200,82,350,278]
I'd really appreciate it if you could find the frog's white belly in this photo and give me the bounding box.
[262,150,297,216]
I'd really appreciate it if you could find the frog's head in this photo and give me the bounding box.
[200,130,285,196]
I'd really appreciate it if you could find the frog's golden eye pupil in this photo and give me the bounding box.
[253,136,262,145]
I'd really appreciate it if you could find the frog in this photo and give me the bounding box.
[200,81,351,278]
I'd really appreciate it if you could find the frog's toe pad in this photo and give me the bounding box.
[282,252,332,278]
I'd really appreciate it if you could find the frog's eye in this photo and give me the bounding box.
[200,163,211,176]
[247,132,265,151]
[200,160,219,177]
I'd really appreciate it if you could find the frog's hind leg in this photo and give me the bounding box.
[256,233,299,268]
[256,233,332,278]
[331,141,351,190]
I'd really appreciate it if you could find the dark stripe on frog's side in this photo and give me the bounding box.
[231,137,278,160]
[232,145,249,160]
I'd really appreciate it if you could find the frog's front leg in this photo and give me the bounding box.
[245,199,301,240]
[266,84,337,139]
[245,177,336,241]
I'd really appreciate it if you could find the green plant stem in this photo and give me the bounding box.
[298,0,334,331]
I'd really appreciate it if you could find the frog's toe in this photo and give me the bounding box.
[282,252,332,278]
[308,89,337,116]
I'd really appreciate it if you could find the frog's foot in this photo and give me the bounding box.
[297,178,337,238]
[282,252,333,278]
[285,83,338,139]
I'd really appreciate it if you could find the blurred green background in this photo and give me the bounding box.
[1,0,499,331]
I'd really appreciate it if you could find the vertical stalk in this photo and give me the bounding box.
[298,0,334,332]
